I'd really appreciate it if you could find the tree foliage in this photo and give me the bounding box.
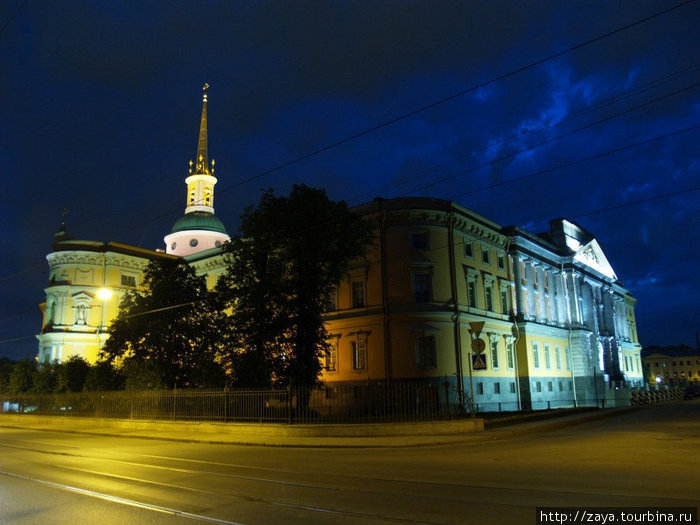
[83,360,125,391]
[217,185,371,388]
[101,258,225,389]
[56,355,91,393]
[9,358,36,394]
[0,357,13,394]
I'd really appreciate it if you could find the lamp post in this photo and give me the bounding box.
[95,251,113,350]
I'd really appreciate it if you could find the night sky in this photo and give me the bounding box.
[1,1,698,361]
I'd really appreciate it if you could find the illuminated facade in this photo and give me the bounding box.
[644,348,700,385]
[37,89,644,411]
[321,198,643,410]
[37,86,228,364]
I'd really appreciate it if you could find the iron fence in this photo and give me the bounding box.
[0,382,457,424]
[0,383,684,423]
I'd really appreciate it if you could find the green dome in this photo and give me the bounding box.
[170,212,228,234]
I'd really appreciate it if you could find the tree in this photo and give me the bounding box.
[9,359,36,394]
[32,361,58,394]
[0,357,13,394]
[101,258,225,389]
[84,360,125,391]
[215,190,291,388]
[217,185,371,388]
[56,355,90,392]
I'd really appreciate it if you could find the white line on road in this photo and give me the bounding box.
[0,468,245,525]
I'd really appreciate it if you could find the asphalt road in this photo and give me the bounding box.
[0,401,698,524]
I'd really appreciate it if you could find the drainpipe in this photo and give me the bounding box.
[379,202,392,382]
[447,210,465,411]
[505,238,522,411]
[562,262,579,407]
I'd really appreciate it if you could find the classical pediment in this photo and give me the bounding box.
[71,291,94,302]
[573,240,617,280]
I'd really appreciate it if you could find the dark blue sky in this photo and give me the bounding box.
[1,1,698,360]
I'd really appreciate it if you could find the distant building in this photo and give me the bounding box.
[643,346,700,386]
[36,88,643,411]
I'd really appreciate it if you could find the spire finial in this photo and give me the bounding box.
[195,83,209,173]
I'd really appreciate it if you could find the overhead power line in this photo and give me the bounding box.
[214,0,696,197]
[120,1,696,244]
[399,82,699,198]
[444,125,699,200]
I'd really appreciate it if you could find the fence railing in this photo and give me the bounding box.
[0,382,458,424]
[0,384,685,424]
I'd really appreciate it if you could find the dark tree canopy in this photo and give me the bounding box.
[101,258,225,389]
[217,185,371,388]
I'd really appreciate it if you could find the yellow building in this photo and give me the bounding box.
[321,198,643,410]
[37,88,643,411]
[37,85,228,364]
[644,347,700,385]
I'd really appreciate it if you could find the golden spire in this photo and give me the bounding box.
[195,83,211,174]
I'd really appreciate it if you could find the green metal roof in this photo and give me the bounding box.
[170,212,228,234]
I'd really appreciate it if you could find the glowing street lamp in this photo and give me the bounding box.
[97,287,113,301]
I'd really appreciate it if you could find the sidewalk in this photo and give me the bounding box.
[0,405,652,448]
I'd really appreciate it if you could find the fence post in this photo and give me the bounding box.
[287,384,293,424]
[443,380,450,418]
[224,389,229,423]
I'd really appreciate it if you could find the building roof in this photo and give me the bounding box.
[642,345,699,358]
[170,211,228,235]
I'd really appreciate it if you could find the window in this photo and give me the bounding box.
[490,339,499,369]
[482,246,490,265]
[325,338,338,372]
[532,342,540,369]
[352,339,366,370]
[506,341,515,369]
[326,287,338,312]
[477,382,484,395]
[624,355,629,372]
[411,232,428,250]
[547,381,553,392]
[465,241,473,258]
[121,274,137,287]
[494,382,501,394]
[558,381,563,391]
[484,282,493,311]
[497,254,505,270]
[465,269,478,308]
[417,335,437,369]
[536,381,542,393]
[412,271,431,303]
[555,345,562,370]
[500,289,509,315]
[565,346,571,370]
[351,281,365,308]
[467,280,476,308]
[544,344,551,369]
[467,280,477,308]
[510,382,516,393]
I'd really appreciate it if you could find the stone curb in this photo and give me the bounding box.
[0,403,673,448]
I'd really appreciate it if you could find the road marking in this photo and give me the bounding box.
[0,468,244,524]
